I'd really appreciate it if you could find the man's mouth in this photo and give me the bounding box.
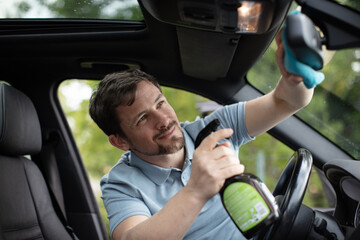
[154,121,177,140]
[158,126,175,139]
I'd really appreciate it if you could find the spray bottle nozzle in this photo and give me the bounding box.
[194,119,220,148]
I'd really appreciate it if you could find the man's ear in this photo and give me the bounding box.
[109,134,130,151]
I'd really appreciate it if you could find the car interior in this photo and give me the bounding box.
[0,0,359,239]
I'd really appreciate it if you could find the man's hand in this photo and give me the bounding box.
[186,128,245,203]
[274,29,314,111]
[275,29,304,85]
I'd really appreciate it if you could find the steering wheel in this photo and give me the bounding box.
[264,148,313,240]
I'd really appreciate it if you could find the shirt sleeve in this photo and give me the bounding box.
[182,102,254,155]
[211,102,255,148]
[101,175,152,236]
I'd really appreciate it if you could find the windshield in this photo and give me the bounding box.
[0,0,143,20]
[248,44,360,159]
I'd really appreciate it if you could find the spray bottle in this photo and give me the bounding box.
[194,119,280,239]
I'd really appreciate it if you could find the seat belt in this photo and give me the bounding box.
[33,136,79,240]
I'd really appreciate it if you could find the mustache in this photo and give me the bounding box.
[153,120,178,140]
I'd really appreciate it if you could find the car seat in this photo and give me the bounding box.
[0,83,73,240]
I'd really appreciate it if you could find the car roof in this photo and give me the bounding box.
[0,0,292,104]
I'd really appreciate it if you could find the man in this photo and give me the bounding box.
[89,32,315,240]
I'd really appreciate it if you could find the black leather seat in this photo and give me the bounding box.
[0,83,72,240]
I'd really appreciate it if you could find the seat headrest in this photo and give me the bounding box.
[0,83,42,156]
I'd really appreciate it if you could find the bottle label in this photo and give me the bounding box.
[223,182,270,232]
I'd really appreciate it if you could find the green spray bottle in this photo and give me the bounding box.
[194,119,280,239]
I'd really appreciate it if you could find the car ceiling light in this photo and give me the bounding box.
[220,0,274,34]
[237,1,262,33]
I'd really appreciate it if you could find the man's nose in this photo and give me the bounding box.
[154,111,169,130]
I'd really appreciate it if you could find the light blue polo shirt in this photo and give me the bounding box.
[101,102,254,239]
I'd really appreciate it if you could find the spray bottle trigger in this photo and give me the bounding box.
[194,119,220,148]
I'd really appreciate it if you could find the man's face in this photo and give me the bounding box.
[115,80,185,157]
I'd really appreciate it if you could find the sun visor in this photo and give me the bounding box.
[177,27,240,81]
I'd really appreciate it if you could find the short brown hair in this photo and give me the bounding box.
[89,69,161,137]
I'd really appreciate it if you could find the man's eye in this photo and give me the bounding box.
[157,100,165,108]
[138,115,147,124]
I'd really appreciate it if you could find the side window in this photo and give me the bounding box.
[58,80,330,237]
[58,80,113,235]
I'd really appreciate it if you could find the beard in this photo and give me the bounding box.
[129,121,185,156]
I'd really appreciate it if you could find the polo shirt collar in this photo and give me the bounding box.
[129,128,195,185]
[129,152,172,185]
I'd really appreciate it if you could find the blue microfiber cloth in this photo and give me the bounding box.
[282,11,325,89]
